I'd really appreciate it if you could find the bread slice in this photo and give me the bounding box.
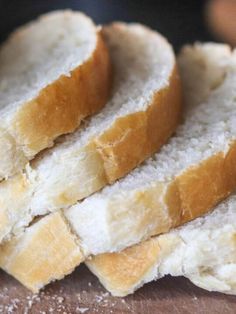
[0,42,233,293]
[0,22,181,243]
[0,10,111,180]
[87,195,236,296]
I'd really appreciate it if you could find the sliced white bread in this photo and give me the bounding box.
[0,23,181,292]
[87,195,236,296]
[0,42,234,293]
[61,42,236,255]
[0,23,181,243]
[0,10,111,180]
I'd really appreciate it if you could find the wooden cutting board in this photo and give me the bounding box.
[0,265,236,313]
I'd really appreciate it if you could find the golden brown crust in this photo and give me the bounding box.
[175,153,229,222]
[13,32,112,154]
[167,141,236,226]
[87,238,161,296]
[87,234,180,296]
[0,212,83,292]
[95,66,182,182]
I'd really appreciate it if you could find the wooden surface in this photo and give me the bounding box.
[0,265,236,313]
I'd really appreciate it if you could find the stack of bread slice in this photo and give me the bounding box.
[1,9,236,298]
[86,43,236,296]
[0,15,181,244]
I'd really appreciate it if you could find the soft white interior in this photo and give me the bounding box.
[89,43,236,195]
[0,10,96,121]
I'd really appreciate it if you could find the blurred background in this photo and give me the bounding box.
[0,0,235,49]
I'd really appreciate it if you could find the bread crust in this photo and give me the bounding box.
[0,212,83,292]
[0,29,112,179]
[87,238,163,297]
[95,66,182,182]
